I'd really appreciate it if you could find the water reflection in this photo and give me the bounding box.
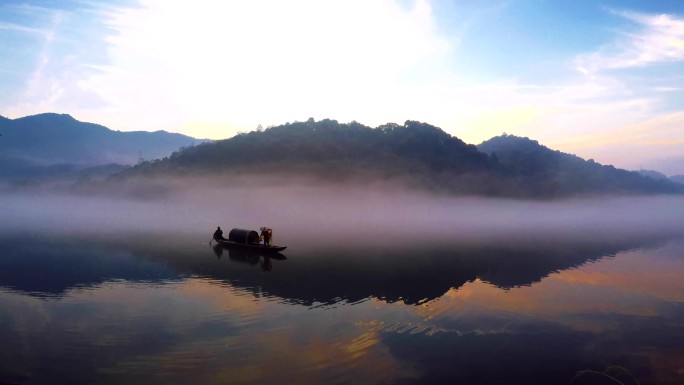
[0,233,672,305]
[193,235,669,306]
[0,237,180,297]
[211,243,287,272]
[1,233,684,384]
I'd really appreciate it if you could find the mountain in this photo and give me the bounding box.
[638,169,668,180]
[127,118,496,194]
[123,119,681,198]
[5,113,675,197]
[0,113,201,179]
[670,175,684,184]
[164,118,488,172]
[478,134,682,197]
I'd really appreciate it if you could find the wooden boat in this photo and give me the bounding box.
[213,228,287,252]
[214,238,287,252]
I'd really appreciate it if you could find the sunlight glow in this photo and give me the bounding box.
[85,0,452,137]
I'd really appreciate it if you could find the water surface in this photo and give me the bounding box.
[1,231,683,384]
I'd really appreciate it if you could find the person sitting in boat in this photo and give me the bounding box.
[213,226,225,241]
[260,227,272,247]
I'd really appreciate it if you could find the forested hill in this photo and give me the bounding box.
[478,134,681,196]
[126,119,681,198]
[171,119,488,173]
[132,119,494,194]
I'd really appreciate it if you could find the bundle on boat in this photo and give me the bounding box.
[228,228,260,244]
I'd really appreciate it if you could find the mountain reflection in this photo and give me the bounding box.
[0,233,671,304]
[192,237,664,306]
[0,237,179,297]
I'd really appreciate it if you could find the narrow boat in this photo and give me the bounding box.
[213,228,287,252]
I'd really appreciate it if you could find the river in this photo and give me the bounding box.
[1,229,683,384]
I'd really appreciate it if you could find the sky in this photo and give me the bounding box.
[1,0,683,174]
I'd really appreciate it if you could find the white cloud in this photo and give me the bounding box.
[76,0,453,135]
[0,21,48,35]
[575,11,684,73]
[74,1,671,145]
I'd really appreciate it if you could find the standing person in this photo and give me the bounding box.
[213,226,224,241]
[260,227,272,246]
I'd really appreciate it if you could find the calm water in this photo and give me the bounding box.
[1,231,684,385]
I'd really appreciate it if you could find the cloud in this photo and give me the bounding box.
[0,21,49,35]
[575,10,684,74]
[1,4,119,118]
[75,0,453,135]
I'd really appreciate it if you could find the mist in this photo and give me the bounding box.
[2,175,684,249]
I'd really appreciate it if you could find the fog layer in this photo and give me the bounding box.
[2,176,684,248]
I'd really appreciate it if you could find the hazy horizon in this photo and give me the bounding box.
[3,177,684,250]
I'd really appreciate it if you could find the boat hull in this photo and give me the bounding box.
[214,239,287,252]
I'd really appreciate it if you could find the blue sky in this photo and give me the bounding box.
[1,0,683,174]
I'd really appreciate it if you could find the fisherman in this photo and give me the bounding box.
[260,227,272,247]
[213,226,224,241]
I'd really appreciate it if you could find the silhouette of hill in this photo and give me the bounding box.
[478,134,682,197]
[125,119,682,198]
[3,114,678,197]
[140,118,489,177]
[671,175,684,184]
[0,113,200,179]
[637,169,668,180]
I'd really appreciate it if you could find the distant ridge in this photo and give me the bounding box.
[0,113,202,179]
[123,118,682,198]
[478,134,681,196]
[638,169,668,181]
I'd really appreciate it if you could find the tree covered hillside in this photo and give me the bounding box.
[124,119,682,198]
[130,119,498,194]
[167,119,488,172]
[478,134,681,196]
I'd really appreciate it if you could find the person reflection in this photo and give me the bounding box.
[260,257,272,272]
[212,244,224,259]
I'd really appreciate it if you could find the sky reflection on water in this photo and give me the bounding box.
[1,233,683,385]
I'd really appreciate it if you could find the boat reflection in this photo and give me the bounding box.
[212,243,287,272]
